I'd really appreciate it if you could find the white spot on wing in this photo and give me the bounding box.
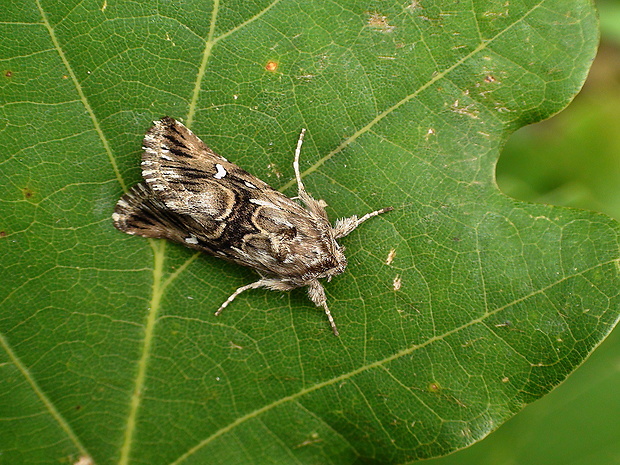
[162,170,181,179]
[185,235,199,244]
[244,181,257,189]
[112,212,121,221]
[214,163,227,179]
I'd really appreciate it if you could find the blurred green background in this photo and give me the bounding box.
[424,2,620,464]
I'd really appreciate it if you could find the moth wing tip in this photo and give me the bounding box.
[159,116,179,126]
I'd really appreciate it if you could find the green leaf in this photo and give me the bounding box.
[0,1,617,464]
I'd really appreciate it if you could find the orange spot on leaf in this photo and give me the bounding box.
[427,382,441,393]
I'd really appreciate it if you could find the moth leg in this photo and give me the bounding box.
[321,302,339,336]
[215,278,298,316]
[215,279,269,316]
[333,206,394,239]
[308,280,339,336]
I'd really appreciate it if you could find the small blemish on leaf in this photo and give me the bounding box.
[4,70,12,78]
[483,6,509,18]
[22,187,35,200]
[293,432,321,449]
[393,275,402,291]
[461,337,484,348]
[406,1,421,11]
[502,377,510,383]
[0,231,6,238]
[267,163,282,179]
[451,99,479,119]
[427,382,441,393]
[367,12,396,33]
[386,248,396,265]
[73,456,94,465]
[265,60,278,72]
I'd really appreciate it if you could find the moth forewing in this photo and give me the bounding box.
[113,117,393,336]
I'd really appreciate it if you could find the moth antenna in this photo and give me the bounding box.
[293,128,307,197]
[322,302,340,336]
[334,206,394,239]
[215,280,267,316]
[356,206,394,225]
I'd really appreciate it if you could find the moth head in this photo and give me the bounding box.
[322,242,347,281]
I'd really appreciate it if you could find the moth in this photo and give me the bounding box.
[113,117,392,336]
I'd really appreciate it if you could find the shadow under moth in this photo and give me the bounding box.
[113,117,392,335]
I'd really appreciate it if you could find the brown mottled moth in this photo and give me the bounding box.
[113,117,392,336]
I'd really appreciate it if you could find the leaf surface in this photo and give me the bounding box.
[0,1,617,464]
